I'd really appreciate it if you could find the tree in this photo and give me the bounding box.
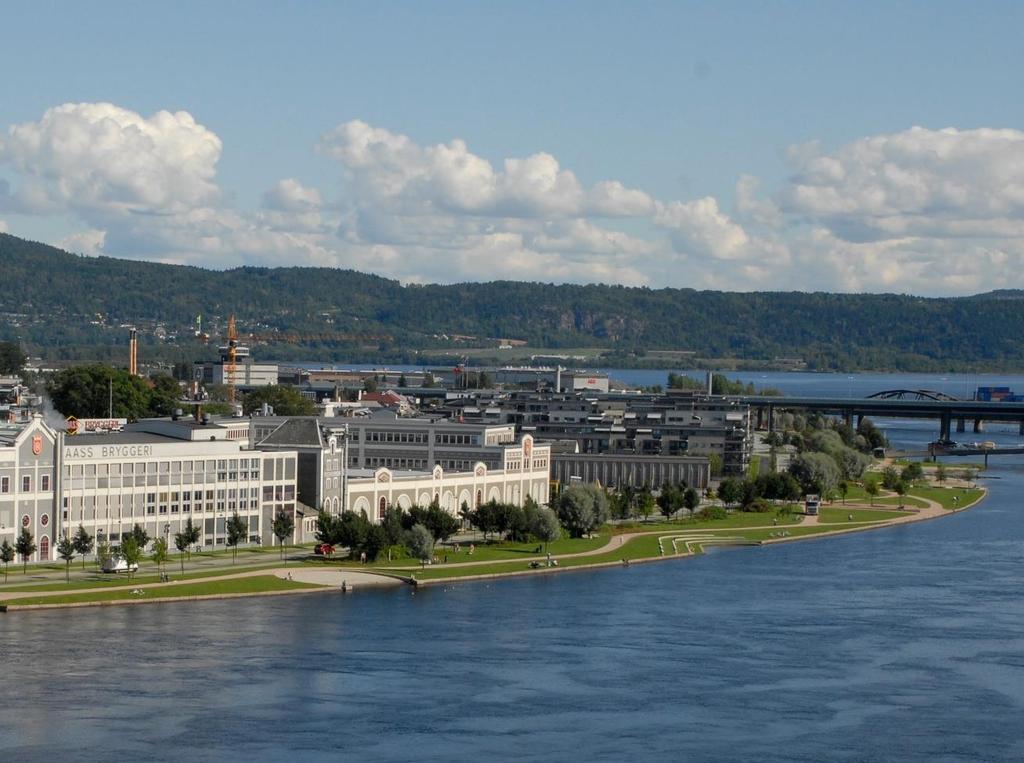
[962,468,977,487]
[272,510,295,561]
[658,485,682,522]
[226,512,247,563]
[881,465,901,491]
[184,517,201,555]
[120,536,141,581]
[838,481,849,505]
[894,480,908,508]
[789,452,841,495]
[152,537,169,575]
[57,536,76,582]
[398,373,408,387]
[0,539,14,581]
[901,462,924,484]
[15,527,36,573]
[935,463,947,483]
[148,374,183,416]
[46,364,154,420]
[174,531,189,575]
[554,484,609,538]
[0,341,27,375]
[636,489,655,522]
[864,477,880,506]
[530,507,561,552]
[72,524,94,570]
[708,453,723,478]
[95,539,113,570]
[241,385,317,416]
[127,523,150,551]
[717,478,743,507]
[683,487,701,515]
[404,523,434,564]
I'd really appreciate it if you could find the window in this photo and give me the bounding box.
[41,475,50,491]
[0,476,8,493]
[22,475,31,492]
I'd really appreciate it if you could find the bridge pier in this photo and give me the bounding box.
[843,410,853,429]
[940,412,952,442]
[956,418,965,433]
[1019,420,1024,436]
[974,418,985,434]
[767,406,775,433]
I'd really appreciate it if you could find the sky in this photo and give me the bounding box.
[2,1,1024,295]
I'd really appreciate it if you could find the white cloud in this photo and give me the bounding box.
[0,219,7,233]
[0,102,221,216]
[779,126,1024,241]
[262,178,322,212]
[58,229,106,256]
[654,197,751,260]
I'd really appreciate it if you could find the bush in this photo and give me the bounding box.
[697,506,727,521]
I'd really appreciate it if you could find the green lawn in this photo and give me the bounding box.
[818,507,912,523]
[907,485,984,510]
[1,575,319,607]
[870,495,930,509]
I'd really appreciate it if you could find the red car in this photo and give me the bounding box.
[313,543,335,556]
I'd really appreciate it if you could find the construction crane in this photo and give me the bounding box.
[226,315,238,406]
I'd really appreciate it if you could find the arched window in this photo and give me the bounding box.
[39,535,50,560]
[476,490,482,507]
[378,496,387,520]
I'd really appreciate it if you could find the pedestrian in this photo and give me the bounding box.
[360,550,367,564]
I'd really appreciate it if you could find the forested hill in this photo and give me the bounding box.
[2,231,1024,371]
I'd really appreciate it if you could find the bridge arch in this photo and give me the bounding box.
[866,389,960,402]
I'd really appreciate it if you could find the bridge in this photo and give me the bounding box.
[731,389,1024,441]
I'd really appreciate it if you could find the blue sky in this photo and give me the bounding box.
[2,1,1024,294]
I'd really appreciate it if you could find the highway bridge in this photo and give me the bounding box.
[731,389,1024,441]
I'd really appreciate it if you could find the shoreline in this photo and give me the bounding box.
[1,485,986,611]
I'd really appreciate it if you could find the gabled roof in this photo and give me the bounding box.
[257,418,324,448]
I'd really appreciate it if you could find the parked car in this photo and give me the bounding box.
[313,543,334,556]
[101,555,140,574]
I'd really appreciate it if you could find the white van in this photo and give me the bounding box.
[101,555,140,574]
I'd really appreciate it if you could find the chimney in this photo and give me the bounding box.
[128,328,138,375]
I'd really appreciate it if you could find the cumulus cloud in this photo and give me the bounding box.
[0,102,221,216]
[58,229,106,256]
[654,197,751,260]
[779,126,1024,241]
[262,178,322,212]
[317,119,652,219]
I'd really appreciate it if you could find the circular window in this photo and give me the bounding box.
[21,514,30,528]
[40,514,49,527]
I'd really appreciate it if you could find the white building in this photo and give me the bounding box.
[0,415,298,562]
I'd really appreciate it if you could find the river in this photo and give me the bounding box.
[2,375,1022,761]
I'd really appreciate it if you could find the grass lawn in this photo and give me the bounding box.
[907,485,984,510]
[818,507,912,523]
[1,575,319,607]
[869,495,930,509]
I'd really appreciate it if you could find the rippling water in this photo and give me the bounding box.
[3,387,1023,761]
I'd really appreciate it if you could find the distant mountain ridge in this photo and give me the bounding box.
[2,231,1024,372]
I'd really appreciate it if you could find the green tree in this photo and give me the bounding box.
[120,536,141,581]
[151,537,169,575]
[174,531,189,575]
[241,385,317,416]
[962,468,977,487]
[530,506,561,552]
[554,484,609,538]
[15,527,36,573]
[901,462,924,484]
[148,374,183,416]
[636,489,655,522]
[184,517,201,555]
[682,486,701,515]
[708,453,723,478]
[72,524,94,570]
[57,536,76,582]
[838,480,849,505]
[717,478,743,507]
[0,539,14,581]
[47,364,153,420]
[894,480,908,508]
[95,539,113,570]
[398,373,408,387]
[404,523,434,564]
[272,509,295,561]
[226,512,247,563]
[658,485,682,522]
[864,477,880,506]
[935,463,947,483]
[0,341,27,375]
[127,523,150,550]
